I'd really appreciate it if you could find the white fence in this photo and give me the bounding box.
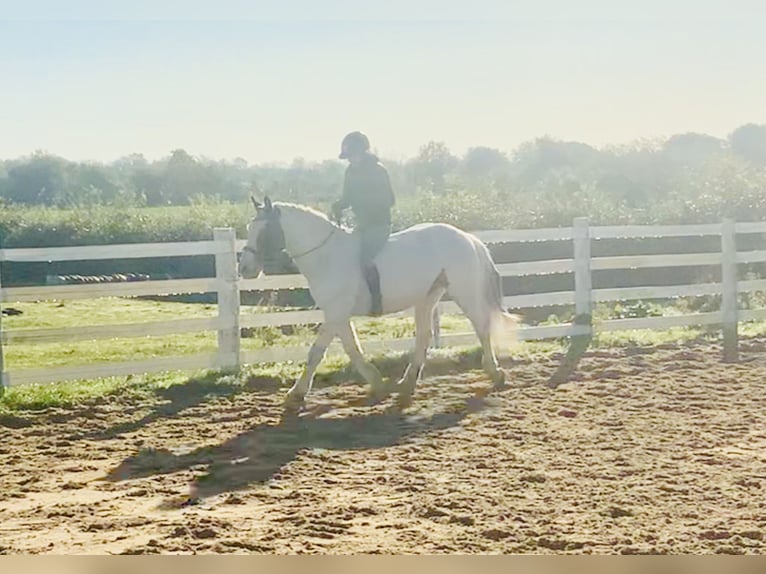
[1,218,765,388]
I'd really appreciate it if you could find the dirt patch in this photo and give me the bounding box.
[2,337,766,554]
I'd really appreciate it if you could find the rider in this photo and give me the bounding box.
[331,131,395,316]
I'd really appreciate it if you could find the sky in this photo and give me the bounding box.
[1,1,765,164]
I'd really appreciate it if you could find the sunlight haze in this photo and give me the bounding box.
[1,1,765,164]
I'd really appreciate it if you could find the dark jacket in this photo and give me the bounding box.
[335,153,395,228]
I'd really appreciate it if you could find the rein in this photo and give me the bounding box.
[242,224,337,261]
[288,227,337,260]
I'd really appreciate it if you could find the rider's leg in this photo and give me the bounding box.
[357,225,389,316]
[363,264,382,315]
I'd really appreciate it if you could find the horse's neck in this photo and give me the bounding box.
[280,205,344,268]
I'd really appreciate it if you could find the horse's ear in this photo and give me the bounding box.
[264,196,273,211]
[251,195,263,211]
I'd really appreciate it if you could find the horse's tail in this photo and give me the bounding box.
[477,239,520,358]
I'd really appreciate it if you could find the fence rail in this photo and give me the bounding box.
[1,218,765,388]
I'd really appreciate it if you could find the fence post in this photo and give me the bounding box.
[214,228,241,371]
[573,217,593,328]
[721,218,738,362]
[549,216,593,388]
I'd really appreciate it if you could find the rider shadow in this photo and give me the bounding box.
[105,399,484,502]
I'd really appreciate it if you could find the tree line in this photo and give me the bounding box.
[1,123,765,223]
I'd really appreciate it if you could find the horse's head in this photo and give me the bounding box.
[239,196,286,279]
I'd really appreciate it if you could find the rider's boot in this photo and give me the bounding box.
[364,264,383,316]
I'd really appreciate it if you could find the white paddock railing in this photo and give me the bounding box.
[0,218,765,388]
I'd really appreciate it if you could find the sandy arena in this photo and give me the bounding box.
[2,337,766,554]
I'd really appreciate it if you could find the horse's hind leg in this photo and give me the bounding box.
[449,289,506,389]
[397,282,447,407]
[479,332,506,389]
[336,320,388,401]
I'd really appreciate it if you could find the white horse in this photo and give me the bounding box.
[238,197,519,409]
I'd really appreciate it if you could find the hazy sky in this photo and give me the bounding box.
[1,1,765,164]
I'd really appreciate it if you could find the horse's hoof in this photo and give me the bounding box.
[283,393,305,410]
[279,409,301,425]
[364,390,389,406]
[364,396,381,406]
[491,371,508,390]
[395,385,414,405]
[395,376,416,392]
[366,380,392,404]
[395,394,413,410]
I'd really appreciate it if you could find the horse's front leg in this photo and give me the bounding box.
[285,323,335,408]
[336,320,388,402]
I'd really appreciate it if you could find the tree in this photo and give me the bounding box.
[729,123,766,165]
[661,132,726,166]
[460,146,509,180]
[66,162,121,205]
[408,141,458,193]
[512,137,600,185]
[159,149,224,204]
[1,153,68,205]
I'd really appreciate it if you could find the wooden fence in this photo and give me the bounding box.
[1,218,765,388]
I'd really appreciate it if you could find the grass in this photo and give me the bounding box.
[2,298,219,330]
[0,336,495,415]
[1,295,765,413]
[3,298,219,370]
[0,296,479,412]
[1,298,473,370]
[0,371,191,412]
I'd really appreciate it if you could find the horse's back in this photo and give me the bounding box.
[380,221,481,272]
[392,221,463,234]
[389,221,474,244]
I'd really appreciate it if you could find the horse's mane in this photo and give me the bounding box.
[274,201,341,228]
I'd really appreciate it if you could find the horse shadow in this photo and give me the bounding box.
[105,398,484,501]
[68,372,281,442]
[67,351,426,443]
[70,330,577,449]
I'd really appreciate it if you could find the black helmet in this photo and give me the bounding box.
[339,131,370,159]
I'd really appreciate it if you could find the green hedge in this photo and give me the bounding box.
[3,189,766,251]
[2,192,765,289]
[0,202,250,248]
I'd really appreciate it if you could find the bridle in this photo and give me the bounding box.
[242,218,337,262]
